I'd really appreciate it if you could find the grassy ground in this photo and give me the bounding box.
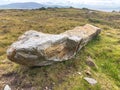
[0,8,120,90]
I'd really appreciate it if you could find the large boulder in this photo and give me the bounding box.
[7,24,101,66]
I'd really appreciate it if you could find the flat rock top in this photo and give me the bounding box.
[12,30,68,49]
[62,24,100,38]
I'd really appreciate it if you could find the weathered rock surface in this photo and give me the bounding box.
[7,24,101,66]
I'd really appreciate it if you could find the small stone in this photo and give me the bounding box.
[84,77,97,85]
[52,82,55,85]
[4,85,11,90]
[77,72,82,75]
[86,57,97,68]
[85,70,91,76]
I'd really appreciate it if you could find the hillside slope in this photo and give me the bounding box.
[0,8,120,90]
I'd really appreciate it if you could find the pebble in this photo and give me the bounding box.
[84,77,97,85]
[4,85,11,90]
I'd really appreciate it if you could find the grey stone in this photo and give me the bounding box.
[7,24,101,66]
[4,85,11,90]
[84,77,97,85]
[86,57,97,68]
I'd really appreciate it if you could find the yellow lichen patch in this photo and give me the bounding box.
[44,44,67,59]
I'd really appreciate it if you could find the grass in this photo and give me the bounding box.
[0,8,120,90]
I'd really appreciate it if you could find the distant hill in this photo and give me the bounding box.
[0,2,44,9]
[0,2,66,9]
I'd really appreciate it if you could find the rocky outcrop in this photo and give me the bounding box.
[7,24,101,66]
